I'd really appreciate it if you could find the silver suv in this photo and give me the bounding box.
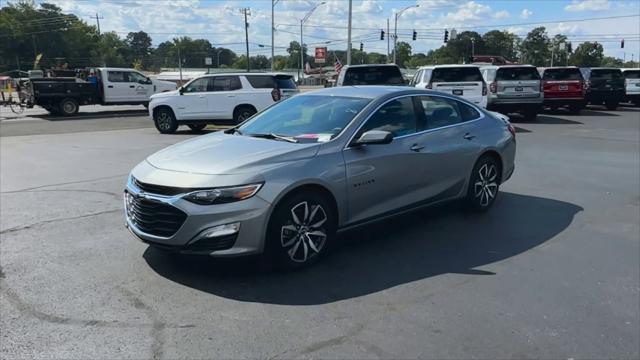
[125,86,516,269]
[481,65,543,121]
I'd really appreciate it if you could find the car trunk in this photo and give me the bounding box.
[430,67,484,100]
[588,69,624,92]
[542,69,584,99]
[495,67,541,99]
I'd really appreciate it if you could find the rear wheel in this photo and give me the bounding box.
[568,104,582,114]
[154,108,178,134]
[58,98,79,116]
[522,110,537,121]
[605,100,618,110]
[466,155,501,212]
[266,191,337,270]
[233,106,256,124]
[187,124,207,133]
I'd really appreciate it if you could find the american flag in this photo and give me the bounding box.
[334,58,343,74]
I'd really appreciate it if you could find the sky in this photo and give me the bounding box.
[36,0,640,60]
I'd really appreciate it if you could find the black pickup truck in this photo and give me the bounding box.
[580,68,625,110]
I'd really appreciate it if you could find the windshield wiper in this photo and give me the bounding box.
[248,133,298,143]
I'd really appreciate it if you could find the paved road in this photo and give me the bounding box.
[1,106,639,359]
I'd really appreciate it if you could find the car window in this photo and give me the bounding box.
[410,70,422,85]
[431,67,483,82]
[590,69,623,80]
[496,67,540,81]
[238,95,370,142]
[419,96,463,130]
[422,69,432,82]
[128,72,148,83]
[623,70,640,79]
[482,69,496,82]
[359,97,417,137]
[275,75,297,89]
[212,76,242,91]
[183,77,211,93]
[343,66,404,85]
[542,68,583,81]
[245,75,274,89]
[107,71,126,82]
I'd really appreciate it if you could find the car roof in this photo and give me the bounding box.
[418,64,480,69]
[587,67,622,70]
[342,64,400,69]
[301,85,468,100]
[202,72,292,77]
[621,68,640,71]
[480,64,536,69]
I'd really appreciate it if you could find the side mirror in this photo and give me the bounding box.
[179,87,185,95]
[353,130,393,146]
[138,80,146,84]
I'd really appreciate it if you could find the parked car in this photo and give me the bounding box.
[412,65,487,108]
[149,73,298,134]
[335,64,405,86]
[580,67,625,110]
[19,67,176,116]
[538,66,586,114]
[124,86,516,269]
[480,65,543,121]
[621,68,640,105]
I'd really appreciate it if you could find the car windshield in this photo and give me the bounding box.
[590,69,623,80]
[238,95,371,142]
[343,66,404,85]
[496,67,540,81]
[623,70,640,79]
[431,67,483,82]
[543,68,582,80]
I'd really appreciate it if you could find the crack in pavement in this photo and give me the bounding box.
[1,188,121,199]
[269,323,366,359]
[119,288,166,360]
[0,173,128,193]
[0,208,121,235]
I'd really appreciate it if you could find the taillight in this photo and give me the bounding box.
[508,123,516,139]
[489,82,496,94]
[271,88,281,102]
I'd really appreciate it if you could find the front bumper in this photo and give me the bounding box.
[124,175,272,257]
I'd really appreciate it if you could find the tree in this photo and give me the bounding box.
[126,31,152,68]
[406,53,428,68]
[520,27,550,66]
[482,30,519,61]
[273,55,287,70]
[366,52,387,64]
[549,34,569,67]
[286,41,306,69]
[90,32,129,67]
[601,56,623,67]
[395,41,412,68]
[570,42,604,67]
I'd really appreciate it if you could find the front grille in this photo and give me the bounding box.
[133,178,192,196]
[126,193,187,237]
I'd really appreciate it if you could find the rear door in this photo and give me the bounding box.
[495,67,541,99]
[103,70,129,102]
[430,67,485,106]
[541,68,583,99]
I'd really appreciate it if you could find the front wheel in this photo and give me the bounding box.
[153,108,178,134]
[266,191,337,270]
[466,156,501,212]
[58,98,79,116]
[605,100,618,111]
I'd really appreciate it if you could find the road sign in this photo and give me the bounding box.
[315,47,327,64]
[205,57,212,66]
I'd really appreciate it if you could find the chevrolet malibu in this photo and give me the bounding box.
[124,86,516,269]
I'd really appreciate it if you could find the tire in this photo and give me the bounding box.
[58,98,79,116]
[233,106,256,124]
[153,107,178,134]
[568,104,581,114]
[187,124,207,133]
[266,191,337,270]
[466,155,501,212]
[605,100,618,111]
[522,111,537,121]
[44,104,59,115]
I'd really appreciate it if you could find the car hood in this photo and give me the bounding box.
[150,90,179,99]
[146,132,321,175]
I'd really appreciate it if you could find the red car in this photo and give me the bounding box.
[538,67,586,114]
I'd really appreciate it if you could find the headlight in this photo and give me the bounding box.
[183,183,263,205]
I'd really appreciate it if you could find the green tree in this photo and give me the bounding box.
[520,27,550,66]
[126,31,152,68]
[482,30,519,61]
[569,42,604,67]
[601,56,623,67]
[273,56,287,70]
[286,41,306,69]
[406,53,428,68]
[549,34,569,67]
[90,32,129,67]
[395,41,412,68]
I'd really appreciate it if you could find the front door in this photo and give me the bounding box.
[207,76,243,120]
[126,71,154,102]
[173,76,211,120]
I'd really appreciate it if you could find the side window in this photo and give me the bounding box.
[458,102,481,121]
[183,77,211,93]
[419,96,463,130]
[246,75,275,88]
[422,69,432,83]
[128,72,148,83]
[411,70,422,85]
[212,76,242,91]
[359,97,417,137]
[107,71,126,82]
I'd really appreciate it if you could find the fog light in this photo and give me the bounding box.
[199,222,240,239]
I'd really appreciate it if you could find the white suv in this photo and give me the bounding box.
[149,73,298,134]
[411,65,487,108]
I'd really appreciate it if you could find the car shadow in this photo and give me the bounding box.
[509,114,582,125]
[580,109,621,117]
[143,192,582,305]
[33,110,148,121]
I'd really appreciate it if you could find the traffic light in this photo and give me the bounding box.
[360,43,363,51]
[412,30,417,41]
[380,29,385,40]
[621,39,625,48]
[444,29,449,43]
[567,42,572,53]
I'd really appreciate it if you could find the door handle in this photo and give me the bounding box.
[227,95,235,98]
[129,85,135,88]
[198,95,205,98]
[410,144,425,152]
[107,85,113,88]
[463,133,476,140]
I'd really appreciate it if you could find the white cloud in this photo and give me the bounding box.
[520,9,533,19]
[493,10,509,19]
[565,0,610,12]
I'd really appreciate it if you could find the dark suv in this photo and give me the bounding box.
[580,67,625,110]
[539,67,586,114]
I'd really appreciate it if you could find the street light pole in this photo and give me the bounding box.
[347,0,352,65]
[271,0,280,71]
[393,4,419,64]
[299,2,326,84]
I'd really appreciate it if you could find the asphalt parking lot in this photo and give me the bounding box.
[1,106,639,359]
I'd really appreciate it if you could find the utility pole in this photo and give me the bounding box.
[92,13,103,35]
[271,1,279,70]
[299,2,326,84]
[241,8,251,72]
[347,0,352,65]
[387,18,390,63]
[178,47,183,84]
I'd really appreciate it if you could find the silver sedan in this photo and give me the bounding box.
[124,86,516,269]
